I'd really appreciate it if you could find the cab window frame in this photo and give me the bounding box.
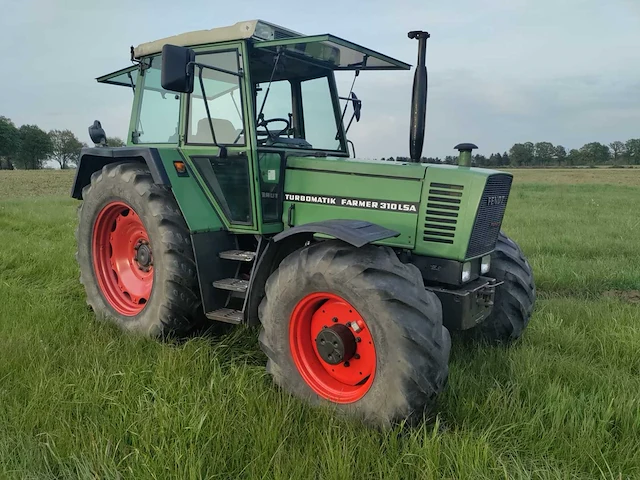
[133,54,182,145]
[184,47,247,147]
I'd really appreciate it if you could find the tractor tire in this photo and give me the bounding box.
[258,240,451,427]
[466,231,536,343]
[76,162,202,338]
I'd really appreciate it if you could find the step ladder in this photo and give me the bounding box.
[205,247,257,325]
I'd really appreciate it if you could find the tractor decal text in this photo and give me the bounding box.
[284,193,419,214]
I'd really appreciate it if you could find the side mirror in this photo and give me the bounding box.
[161,44,196,93]
[351,92,362,122]
[342,92,362,135]
[88,120,107,147]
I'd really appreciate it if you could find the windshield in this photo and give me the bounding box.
[97,66,138,91]
[250,49,346,153]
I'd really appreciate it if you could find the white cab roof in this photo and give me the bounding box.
[133,20,302,58]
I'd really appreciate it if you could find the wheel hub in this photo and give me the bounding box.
[135,241,153,270]
[289,292,376,404]
[92,201,153,316]
[315,324,356,365]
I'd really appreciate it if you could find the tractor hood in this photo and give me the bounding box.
[286,156,427,180]
[283,157,428,248]
[282,156,511,260]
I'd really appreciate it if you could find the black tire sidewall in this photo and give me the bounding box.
[263,274,402,411]
[78,164,187,336]
[259,241,450,425]
[470,231,536,342]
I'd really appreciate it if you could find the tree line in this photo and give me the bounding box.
[384,139,640,167]
[0,116,125,170]
[2,113,638,169]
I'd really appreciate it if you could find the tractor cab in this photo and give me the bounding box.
[95,20,412,230]
[97,20,408,156]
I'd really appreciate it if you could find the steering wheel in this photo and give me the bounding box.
[257,117,291,144]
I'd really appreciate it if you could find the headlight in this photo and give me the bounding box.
[481,255,491,274]
[461,262,472,282]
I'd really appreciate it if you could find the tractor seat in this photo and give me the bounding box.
[192,118,241,144]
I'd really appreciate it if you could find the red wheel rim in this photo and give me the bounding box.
[289,292,376,403]
[92,201,153,316]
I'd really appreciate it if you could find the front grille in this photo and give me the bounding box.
[466,174,513,258]
[423,182,464,245]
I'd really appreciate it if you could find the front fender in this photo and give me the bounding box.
[244,220,400,326]
[273,219,400,248]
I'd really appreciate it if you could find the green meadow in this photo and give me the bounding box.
[0,168,638,479]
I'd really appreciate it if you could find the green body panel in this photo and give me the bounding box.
[156,148,224,232]
[152,146,508,263]
[283,157,425,247]
[179,146,259,233]
[415,165,500,261]
[286,156,427,179]
[281,157,508,259]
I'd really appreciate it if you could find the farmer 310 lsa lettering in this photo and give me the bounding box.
[72,20,536,426]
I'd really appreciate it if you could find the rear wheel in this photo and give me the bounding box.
[466,231,536,343]
[258,240,451,427]
[76,162,203,337]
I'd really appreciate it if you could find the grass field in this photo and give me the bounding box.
[1,168,639,479]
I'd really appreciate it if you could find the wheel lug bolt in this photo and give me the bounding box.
[354,354,360,359]
[332,317,338,323]
[344,361,350,367]
[355,337,361,343]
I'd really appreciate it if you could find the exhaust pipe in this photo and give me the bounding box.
[408,30,430,162]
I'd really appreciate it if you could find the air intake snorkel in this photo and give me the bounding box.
[408,30,430,163]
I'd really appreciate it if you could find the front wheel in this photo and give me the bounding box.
[258,240,451,427]
[466,231,536,343]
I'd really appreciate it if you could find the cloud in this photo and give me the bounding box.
[343,66,640,159]
[1,0,638,159]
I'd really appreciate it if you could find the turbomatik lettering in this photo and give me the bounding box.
[285,193,418,214]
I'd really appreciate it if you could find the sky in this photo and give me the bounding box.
[1,0,638,159]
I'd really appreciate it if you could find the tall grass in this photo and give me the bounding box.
[0,169,638,479]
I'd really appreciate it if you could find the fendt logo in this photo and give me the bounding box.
[486,195,507,206]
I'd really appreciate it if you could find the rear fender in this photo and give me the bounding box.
[71,147,170,199]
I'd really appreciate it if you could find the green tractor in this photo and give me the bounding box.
[72,20,535,426]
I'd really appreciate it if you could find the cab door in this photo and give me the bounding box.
[180,44,258,230]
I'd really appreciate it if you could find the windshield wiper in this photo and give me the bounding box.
[334,55,367,153]
[126,71,136,93]
[256,48,283,126]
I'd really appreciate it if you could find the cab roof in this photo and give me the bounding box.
[132,20,300,58]
[131,19,410,71]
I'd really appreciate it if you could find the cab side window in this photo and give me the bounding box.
[187,50,245,145]
[135,55,180,144]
